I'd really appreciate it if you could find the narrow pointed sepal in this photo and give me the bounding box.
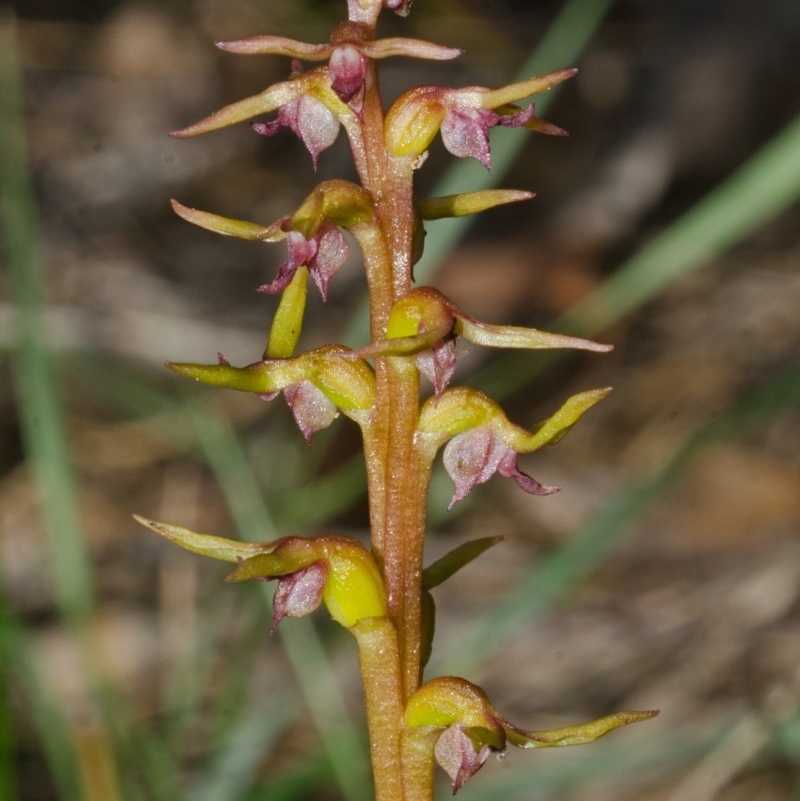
[167,345,375,414]
[417,189,534,220]
[170,199,284,241]
[216,32,461,63]
[479,68,578,108]
[455,315,611,353]
[350,286,610,365]
[132,516,275,562]
[266,266,309,359]
[170,66,353,167]
[170,77,307,138]
[505,709,660,749]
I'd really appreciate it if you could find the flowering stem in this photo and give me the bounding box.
[350,34,427,706]
[345,33,434,798]
[372,357,427,696]
[351,617,408,801]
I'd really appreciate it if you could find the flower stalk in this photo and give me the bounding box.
[137,1,657,798]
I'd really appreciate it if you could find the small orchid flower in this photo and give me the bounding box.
[133,519,388,631]
[215,22,460,115]
[167,344,376,442]
[170,63,355,168]
[418,386,612,507]
[349,286,611,398]
[227,535,389,629]
[217,335,339,445]
[405,677,658,794]
[385,70,575,170]
[171,180,374,301]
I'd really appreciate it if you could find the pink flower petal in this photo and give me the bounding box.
[270,561,329,632]
[443,427,559,507]
[434,724,491,794]
[329,45,367,108]
[309,222,349,300]
[442,427,506,508]
[415,339,457,400]
[283,380,339,444]
[252,94,340,169]
[497,450,560,496]
[440,106,495,170]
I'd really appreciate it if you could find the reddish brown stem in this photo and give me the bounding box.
[350,31,433,801]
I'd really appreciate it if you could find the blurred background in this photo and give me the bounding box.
[2,0,800,799]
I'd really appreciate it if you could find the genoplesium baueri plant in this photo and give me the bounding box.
[135,1,657,798]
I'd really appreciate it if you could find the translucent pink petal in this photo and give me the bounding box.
[329,46,367,107]
[496,450,560,497]
[256,260,301,295]
[283,380,339,444]
[443,428,559,506]
[415,340,457,401]
[309,222,349,300]
[286,230,318,267]
[440,106,494,169]
[384,0,414,15]
[256,231,315,295]
[496,102,535,128]
[252,94,340,169]
[434,724,490,794]
[270,561,328,632]
[442,427,506,508]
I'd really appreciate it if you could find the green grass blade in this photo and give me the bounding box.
[0,588,18,801]
[188,692,295,801]
[0,572,82,799]
[0,17,93,627]
[560,112,800,336]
